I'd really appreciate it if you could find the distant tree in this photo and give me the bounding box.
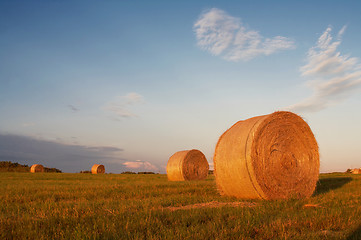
[0,161,30,172]
[346,169,352,173]
[121,171,136,174]
[79,170,91,173]
[44,167,62,173]
[137,172,155,174]
[208,170,214,175]
[0,161,62,173]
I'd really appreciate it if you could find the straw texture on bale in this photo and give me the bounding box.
[30,164,44,173]
[352,169,361,174]
[91,164,105,174]
[214,111,319,200]
[167,149,209,181]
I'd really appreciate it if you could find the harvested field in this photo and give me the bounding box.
[165,201,257,211]
[1,172,361,239]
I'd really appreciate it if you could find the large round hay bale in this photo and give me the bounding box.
[91,164,105,174]
[352,168,361,174]
[167,149,209,181]
[214,111,319,199]
[30,164,44,173]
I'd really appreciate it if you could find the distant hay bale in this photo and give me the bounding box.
[30,164,44,173]
[352,168,361,174]
[167,149,209,181]
[91,164,105,174]
[214,111,319,200]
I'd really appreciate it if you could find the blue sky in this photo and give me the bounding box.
[1,0,361,173]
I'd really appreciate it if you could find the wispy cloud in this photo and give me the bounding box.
[122,92,144,105]
[122,160,159,172]
[288,26,361,113]
[68,104,79,112]
[86,146,123,152]
[193,8,295,61]
[22,123,35,127]
[104,92,144,119]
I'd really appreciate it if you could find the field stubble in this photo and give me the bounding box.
[1,172,361,239]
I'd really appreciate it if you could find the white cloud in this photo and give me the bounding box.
[104,92,144,119]
[193,8,295,61]
[122,160,159,172]
[288,26,361,113]
[208,162,214,170]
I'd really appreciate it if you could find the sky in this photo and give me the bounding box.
[1,0,361,173]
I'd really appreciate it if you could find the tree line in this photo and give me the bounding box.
[0,161,62,173]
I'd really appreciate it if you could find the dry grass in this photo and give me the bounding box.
[165,201,257,211]
[1,172,361,239]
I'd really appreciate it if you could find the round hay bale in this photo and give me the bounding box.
[352,168,360,174]
[30,164,44,173]
[91,164,105,174]
[214,111,319,199]
[167,149,209,181]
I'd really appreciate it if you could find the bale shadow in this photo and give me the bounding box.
[313,177,352,196]
[347,225,361,240]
